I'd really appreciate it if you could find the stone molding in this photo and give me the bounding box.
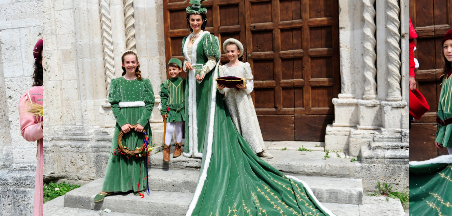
[362,0,377,100]
[100,0,116,93]
[386,0,402,101]
[123,0,136,51]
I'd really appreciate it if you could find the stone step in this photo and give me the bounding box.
[60,179,403,216]
[266,141,325,152]
[147,168,363,205]
[64,179,191,216]
[150,149,357,178]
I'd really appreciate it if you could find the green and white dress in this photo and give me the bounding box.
[102,77,154,193]
[183,32,334,215]
[159,77,186,122]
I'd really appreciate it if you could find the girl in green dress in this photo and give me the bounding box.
[94,50,154,202]
[160,58,185,162]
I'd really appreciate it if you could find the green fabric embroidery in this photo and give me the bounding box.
[436,76,452,147]
[159,77,186,122]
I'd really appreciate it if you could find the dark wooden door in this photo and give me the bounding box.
[409,0,452,161]
[164,0,340,141]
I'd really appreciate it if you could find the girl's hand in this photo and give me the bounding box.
[236,84,246,89]
[436,142,444,149]
[196,73,204,81]
[217,83,225,90]
[185,62,193,70]
[135,124,144,132]
[121,124,133,133]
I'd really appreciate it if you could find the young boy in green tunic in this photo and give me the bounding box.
[160,58,186,162]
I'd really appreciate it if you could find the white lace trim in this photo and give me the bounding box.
[410,155,452,166]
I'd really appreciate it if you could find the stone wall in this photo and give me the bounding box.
[43,0,166,183]
[0,1,43,215]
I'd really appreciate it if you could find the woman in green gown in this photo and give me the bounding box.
[94,50,154,202]
[183,1,334,215]
[409,30,452,215]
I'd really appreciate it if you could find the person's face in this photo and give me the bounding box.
[444,39,452,63]
[189,14,203,32]
[122,54,139,73]
[226,44,240,61]
[168,65,181,78]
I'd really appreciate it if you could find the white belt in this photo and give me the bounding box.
[118,101,145,107]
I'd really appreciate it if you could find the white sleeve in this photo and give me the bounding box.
[243,62,254,94]
[202,57,217,75]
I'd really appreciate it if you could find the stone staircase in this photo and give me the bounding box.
[45,142,406,216]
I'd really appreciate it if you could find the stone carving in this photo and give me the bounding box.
[362,0,377,100]
[386,0,402,101]
[124,0,137,51]
[100,0,115,91]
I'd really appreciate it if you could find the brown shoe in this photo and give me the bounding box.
[163,144,170,162]
[173,142,182,158]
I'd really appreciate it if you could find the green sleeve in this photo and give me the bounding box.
[159,81,169,115]
[108,78,129,127]
[137,79,155,127]
[203,34,221,61]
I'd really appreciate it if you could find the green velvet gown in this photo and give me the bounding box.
[183,32,334,216]
[102,77,154,193]
[159,77,186,122]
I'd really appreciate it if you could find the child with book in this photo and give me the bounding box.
[217,38,273,158]
[160,58,186,162]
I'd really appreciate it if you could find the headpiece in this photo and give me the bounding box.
[33,38,43,62]
[168,58,182,68]
[442,29,452,45]
[223,38,244,58]
[186,0,207,15]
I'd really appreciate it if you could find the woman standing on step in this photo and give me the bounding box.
[94,50,154,202]
[182,1,334,215]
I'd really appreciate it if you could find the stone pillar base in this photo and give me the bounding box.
[357,99,381,130]
[348,128,376,157]
[325,124,353,151]
[332,97,359,127]
[381,101,408,129]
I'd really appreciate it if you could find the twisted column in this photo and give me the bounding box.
[100,0,115,92]
[362,0,377,100]
[386,0,402,101]
[123,0,136,51]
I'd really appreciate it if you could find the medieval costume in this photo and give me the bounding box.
[101,77,154,193]
[183,1,334,215]
[218,38,271,158]
[160,58,186,161]
[19,38,43,216]
[409,14,420,128]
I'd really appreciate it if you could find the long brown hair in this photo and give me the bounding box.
[33,61,43,86]
[121,51,142,81]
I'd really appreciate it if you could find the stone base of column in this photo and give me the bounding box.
[325,124,354,151]
[357,99,381,130]
[381,101,408,129]
[348,128,377,157]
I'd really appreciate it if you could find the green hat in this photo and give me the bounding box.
[168,58,182,68]
[186,0,207,15]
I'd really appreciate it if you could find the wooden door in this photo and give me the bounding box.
[409,0,452,161]
[164,0,340,141]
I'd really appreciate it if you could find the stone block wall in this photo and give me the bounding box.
[0,1,43,215]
